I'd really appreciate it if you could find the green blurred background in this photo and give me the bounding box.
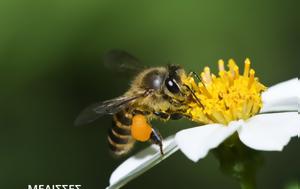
[1,0,299,188]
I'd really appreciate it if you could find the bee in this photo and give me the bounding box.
[75,50,200,156]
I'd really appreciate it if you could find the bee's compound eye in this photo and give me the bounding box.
[165,78,180,94]
[131,115,152,142]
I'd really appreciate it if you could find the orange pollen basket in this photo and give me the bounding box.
[131,114,152,142]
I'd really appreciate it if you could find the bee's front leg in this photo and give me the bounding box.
[154,111,186,121]
[150,127,164,155]
[153,111,170,120]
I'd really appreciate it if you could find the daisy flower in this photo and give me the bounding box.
[106,59,300,189]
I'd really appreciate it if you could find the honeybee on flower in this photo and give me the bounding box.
[106,58,300,189]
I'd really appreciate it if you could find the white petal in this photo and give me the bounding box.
[238,112,300,151]
[107,136,178,189]
[261,78,300,113]
[175,121,242,162]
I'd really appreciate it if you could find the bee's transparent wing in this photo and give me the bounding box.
[103,49,145,73]
[74,94,143,126]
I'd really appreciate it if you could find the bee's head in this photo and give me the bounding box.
[140,64,191,100]
[162,64,193,101]
[164,65,183,94]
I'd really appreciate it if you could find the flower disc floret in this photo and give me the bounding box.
[184,58,266,125]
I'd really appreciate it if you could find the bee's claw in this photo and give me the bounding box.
[159,143,164,155]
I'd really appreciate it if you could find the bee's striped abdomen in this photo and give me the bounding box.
[108,110,135,155]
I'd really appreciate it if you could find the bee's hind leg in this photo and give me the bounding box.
[150,128,164,155]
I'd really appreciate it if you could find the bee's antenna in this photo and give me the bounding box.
[183,84,204,109]
[189,71,201,82]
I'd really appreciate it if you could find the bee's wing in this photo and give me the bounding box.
[103,49,145,73]
[74,94,144,126]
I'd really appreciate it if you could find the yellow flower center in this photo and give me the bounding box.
[183,58,266,125]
